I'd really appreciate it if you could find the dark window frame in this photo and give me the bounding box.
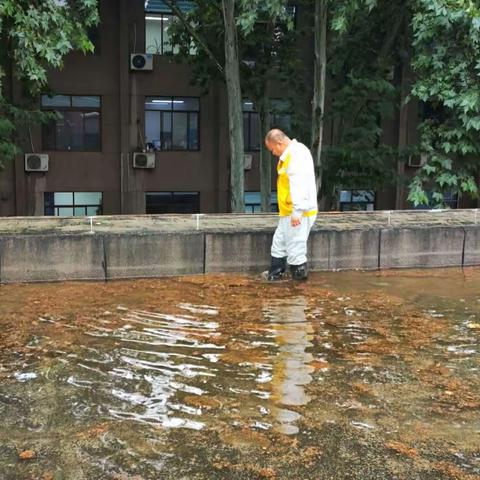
[339,189,376,212]
[87,25,101,55]
[145,96,200,152]
[41,95,102,152]
[145,191,200,214]
[243,111,260,152]
[244,191,278,213]
[242,100,292,152]
[44,192,103,216]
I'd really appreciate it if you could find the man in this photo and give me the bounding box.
[263,129,317,281]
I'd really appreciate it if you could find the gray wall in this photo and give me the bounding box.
[1,225,478,283]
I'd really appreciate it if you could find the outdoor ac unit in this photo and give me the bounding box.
[244,154,253,170]
[25,153,49,172]
[130,53,153,71]
[408,153,428,168]
[133,152,155,169]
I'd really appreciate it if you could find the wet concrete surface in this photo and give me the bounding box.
[0,268,479,479]
[0,209,478,236]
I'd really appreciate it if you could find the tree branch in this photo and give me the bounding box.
[161,0,224,76]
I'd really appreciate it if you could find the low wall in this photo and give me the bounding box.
[0,211,479,283]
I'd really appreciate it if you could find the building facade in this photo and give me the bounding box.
[0,0,475,218]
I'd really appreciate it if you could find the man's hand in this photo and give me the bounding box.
[291,214,302,227]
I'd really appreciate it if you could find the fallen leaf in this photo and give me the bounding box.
[19,450,36,460]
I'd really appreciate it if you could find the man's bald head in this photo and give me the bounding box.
[265,129,291,157]
[265,129,289,143]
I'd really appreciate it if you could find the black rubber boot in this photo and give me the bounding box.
[291,262,308,280]
[266,256,287,281]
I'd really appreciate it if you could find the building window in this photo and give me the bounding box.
[41,95,101,151]
[245,191,278,213]
[413,191,459,209]
[243,101,261,152]
[145,97,199,151]
[339,190,375,211]
[145,0,194,14]
[145,1,196,55]
[87,26,101,54]
[443,191,459,209]
[146,192,200,214]
[44,192,103,216]
[145,14,178,55]
[243,100,292,152]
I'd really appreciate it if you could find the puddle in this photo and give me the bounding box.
[0,268,479,479]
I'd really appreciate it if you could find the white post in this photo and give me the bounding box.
[88,216,94,234]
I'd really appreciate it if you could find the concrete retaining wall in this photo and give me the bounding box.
[0,235,105,283]
[205,233,272,273]
[105,233,205,279]
[379,227,466,269]
[464,227,480,266]
[0,224,479,283]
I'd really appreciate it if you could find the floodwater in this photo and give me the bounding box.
[0,268,479,480]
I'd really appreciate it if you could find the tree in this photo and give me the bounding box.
[164,0,245,212]
[311,0,328,195]
[222,0,245,213]
[318,0,404,208]
[167,0,296,212]
[0,0,99,168]
[408,0,480,207]
[325,0,480,209]
[237,1,297,212]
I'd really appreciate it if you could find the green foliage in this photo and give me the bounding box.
[408,0,480,207]
[322,0,405,200]
[169,0,301,125]
[0,0,99,168]
[324,74,400,190]
[237,0,294,34]
[330,0,378,33]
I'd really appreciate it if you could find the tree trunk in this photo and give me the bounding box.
[222,0,245,213]
[258,104,271,212]
[395,58,410,210]
[311,0,327,196]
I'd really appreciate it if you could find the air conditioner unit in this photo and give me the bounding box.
[130,53,153,71]
[244,154,253,170]
[408,153,428,168]
[133,152,155,169]
[25,153,49,172]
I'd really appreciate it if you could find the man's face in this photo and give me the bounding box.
[265,140,284,158]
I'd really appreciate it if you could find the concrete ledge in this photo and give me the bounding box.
[464,227,480,266]
[105,233,204,279]
[309,231,329,270]
[327,230,380,270]
[0,235,105,283]
[0,214,478,283]
[380,227,465,269]
[205,233,272,273]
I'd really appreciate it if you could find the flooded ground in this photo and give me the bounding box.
[0,268,479,480]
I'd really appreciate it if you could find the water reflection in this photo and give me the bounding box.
[264,297,314,435]
[65,305,224,430]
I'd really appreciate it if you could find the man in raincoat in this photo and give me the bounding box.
[263,129,317,281]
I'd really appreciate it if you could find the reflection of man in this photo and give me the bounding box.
[263,129,317,281]
[264,297,314,435]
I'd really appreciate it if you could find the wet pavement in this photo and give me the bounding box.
[0,268,479,479]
